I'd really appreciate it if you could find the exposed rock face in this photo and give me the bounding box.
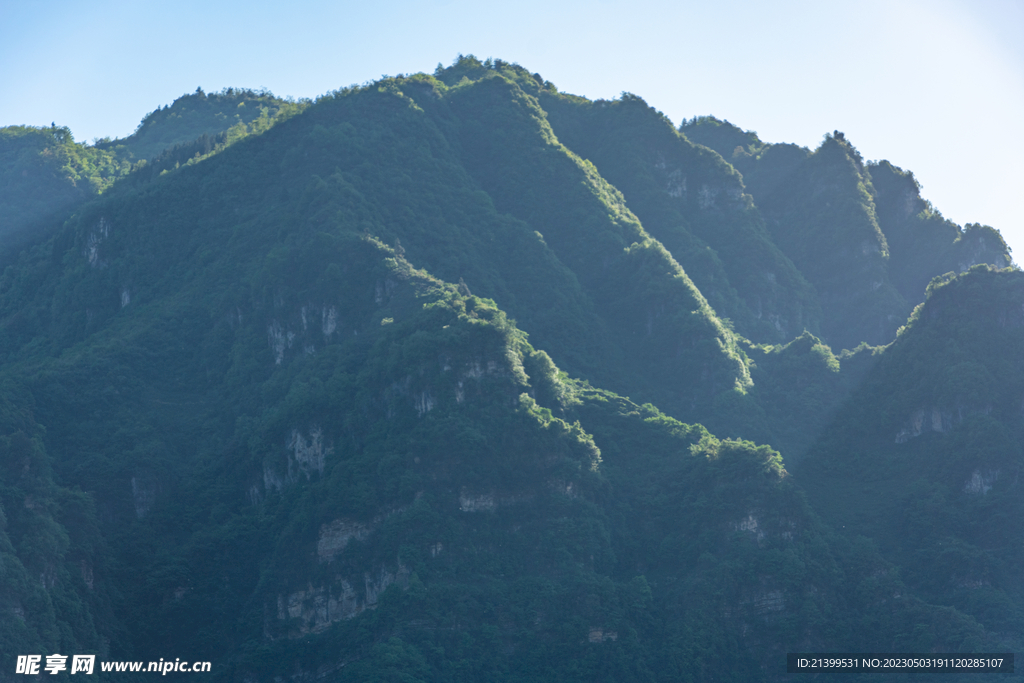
[957,229,1012,273]
[267,321,289,365]
[752,590,785,615]
[458,487,538,512]
[459,491,497,512]
[85,217,110,267]
[258,428,333,496]
[263,466,284,493]
[317,505,413,562]
[287,427,330,480]
[894,404,991,443]
[80,560,94,590]
[317,519,369,562]
[588,627,618,643]
[736,514,761,538]
[275,564,410,636]
[415,390,435,416]
[374,277,398,304]
[896,407,952,443]
[963,469,999,495]
[322,306,338,336]
[734,513,797,545]
[266,304,345,364]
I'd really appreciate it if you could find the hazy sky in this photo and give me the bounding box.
[3,0,1021,256]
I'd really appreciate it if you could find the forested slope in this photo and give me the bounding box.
[0,56,1019,682]
[540,92,820,344]
[797,266,1024,652]
[0,89,304,261]
[683,116,1012,349]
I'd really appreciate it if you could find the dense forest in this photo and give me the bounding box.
[0,57,1019,682]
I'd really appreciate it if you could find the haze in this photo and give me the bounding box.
[2,0,1021,256]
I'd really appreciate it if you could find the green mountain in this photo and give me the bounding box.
[0,125,130,259]
[0,57,1019,682]
[0,89,305,261]
[94,88,303,162]
[682,117,1012,350]
[540,93,820,344]
[797,265,1024,648]
[870,161,1012,302]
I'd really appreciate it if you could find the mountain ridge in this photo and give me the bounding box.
[0,56,1019,682]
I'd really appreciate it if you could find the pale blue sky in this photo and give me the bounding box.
[3,0,1021,256]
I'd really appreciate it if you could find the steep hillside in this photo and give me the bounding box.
[683,117,1013,349]
[0,387,118,676]
[0,126,130,258]
[94,88,304,162]
[0,210,990,681]
[1,57,1021,682]
[541,95,820,343]
[741,131,907,350]
[797,265,1024,653]
[0,90,305,262]
[0,68,755,676]
[870,161,1012,300]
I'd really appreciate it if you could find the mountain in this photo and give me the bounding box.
[0,89,305,262]
[0,56,1019,682]
[94,88,302,162]
[682,117,1012,350]
[0,125,130,260]
[797,265,1024,648]
[539,92,820,345]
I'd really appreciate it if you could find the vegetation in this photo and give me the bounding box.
[798,266,1024,658]
[0,89,306,264]
[0,56,1019,681]
[682,118,1012,350]
[542,98,820,344]
[95,87,306,161]
[0,125,130,260]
